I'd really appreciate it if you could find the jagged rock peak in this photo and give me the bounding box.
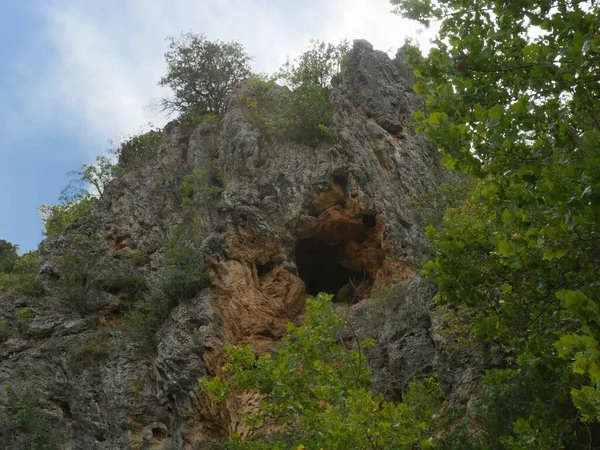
[0,40,452,449]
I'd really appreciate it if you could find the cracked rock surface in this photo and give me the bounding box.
[0,40,460,449]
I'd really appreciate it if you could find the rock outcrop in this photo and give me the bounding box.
[0,40,455,449]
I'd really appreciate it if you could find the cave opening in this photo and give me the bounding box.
[152,426,167,440]
[295,238,370,302]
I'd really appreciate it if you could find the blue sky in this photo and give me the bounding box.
[0,0,429,253]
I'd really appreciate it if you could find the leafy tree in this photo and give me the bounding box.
[201,293,441,449]
[391,0,600,444]
[0,239,18,274]
[277,40,350,89]
[110,129,163,170]
[76,156,116,197]
[37,194,94,237]
[38,153,118,236]
[159,32,252,116]
[0,246,44,298]
[239,41,349,145]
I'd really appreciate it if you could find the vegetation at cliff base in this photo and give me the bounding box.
[392,0,600,446]
[201,293,442,449]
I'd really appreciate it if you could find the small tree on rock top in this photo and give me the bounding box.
[159,32,252,116]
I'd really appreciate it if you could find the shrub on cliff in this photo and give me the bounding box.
[125,230,209,353]
[37,194,94,237]
[0,385,65,450]
[110,129,163,170]
[38,153,119,236]
[277,39,350,89]
[239,41,348,146]
[0,239,18,274]
[159,32,252,116]
[0,244,44,298]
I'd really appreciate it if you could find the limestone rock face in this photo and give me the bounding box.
[0,40,455,449]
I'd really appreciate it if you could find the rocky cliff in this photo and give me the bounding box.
[0,40,458,449]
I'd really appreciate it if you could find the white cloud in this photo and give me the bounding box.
[22,0,434,154]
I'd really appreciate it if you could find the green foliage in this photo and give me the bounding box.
[238,40,348,146]
[0,239,18,274]
[161,231,210,301]
[66,332,112,374]
[277,40,350,89]
[438,365,590,449]
[181,163,224,228]
[159,32,251,116]
[96,272,148,297]
[37,194,94,237]
[54,234,104,315]
[409,178,476,229]
[0,386,65,450]
[38,153,117,236]
[0,250,45,298]
[240,76,332,145]
[178,109,222,129]
[393,0,600,442]
[124,231,209,353]
[111,129,163,170]
[76,156,117,197]
[16,307,34,327]
[123,286,169,353]
[201,293,441,449]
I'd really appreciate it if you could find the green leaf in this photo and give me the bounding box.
[497,240,513,256]
[488,104,503,119]
[429,112,446,126]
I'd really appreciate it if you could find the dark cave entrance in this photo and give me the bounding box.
[295,237,370,301]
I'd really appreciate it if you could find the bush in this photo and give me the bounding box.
[177,109,223,135]
[16,307,34,327]
[0,386,65,450]
[124,233,209,353]
[239,76,332,146]
[124,287,168,353]
[277,40,350,89]
[0,239,18,274]
[37,195,95,237]
[66,332,112,374]
[435,364,590,449]
[161,234,210,302]
[111,129,163,170]
[201,293,442,449]
[0,251,45,298]
[96,272,148,297]
[237,40,349,146]
[54,234,104,315]
[181,163,224,228]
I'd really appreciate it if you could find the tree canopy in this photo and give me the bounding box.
[277,40,350,89]
[159,32,252,116]
[0,240,18,274]
[392,0,600,445]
